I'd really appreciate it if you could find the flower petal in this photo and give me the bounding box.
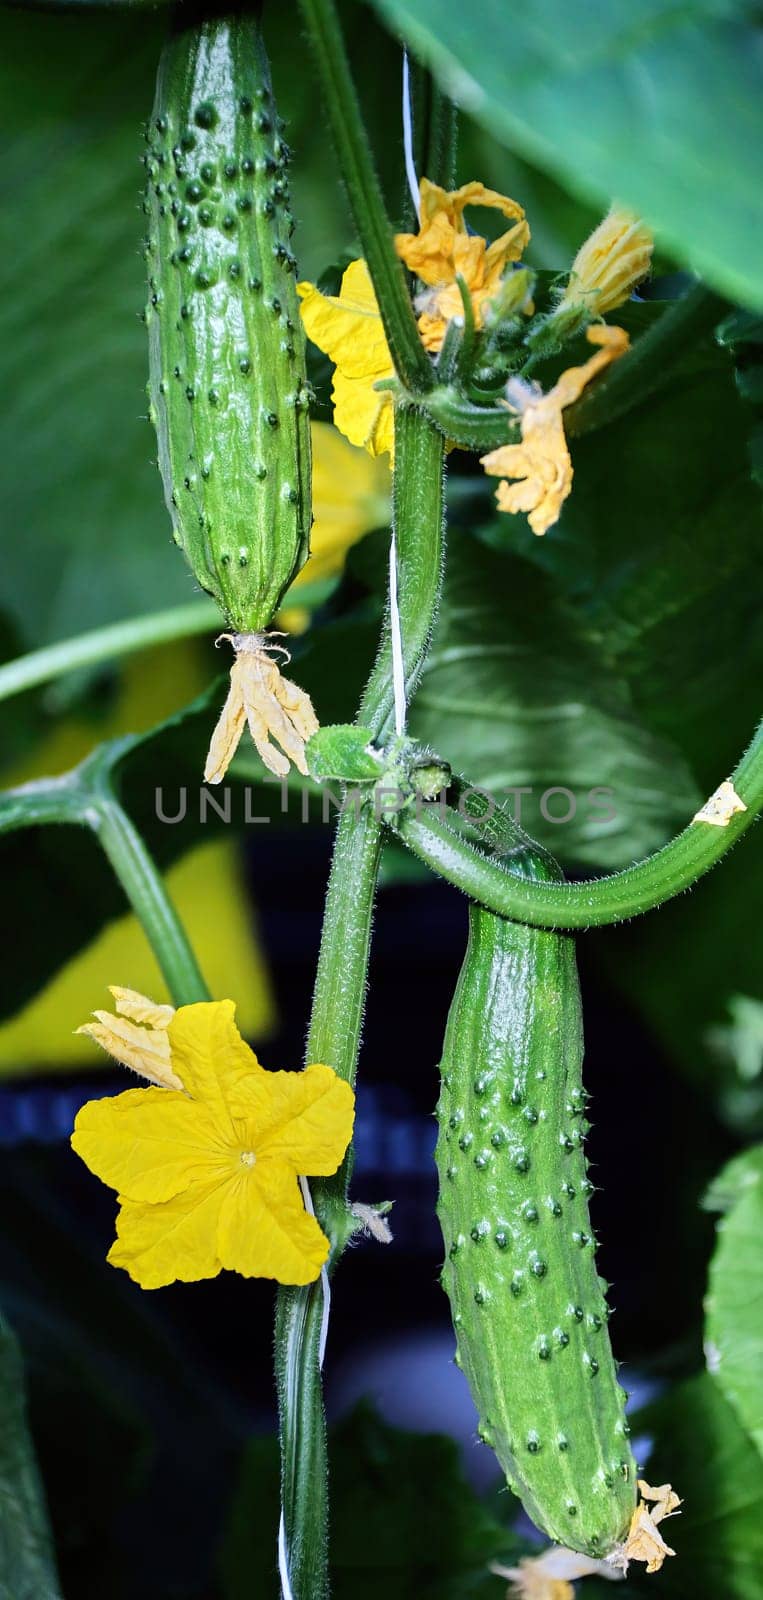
[71,1088,225,1202]
[331,368,394,458]
[168,999,262,1123]
[298,262,391,379]
[217,1164,329,1284]
[108,1178,228,1289]
[229,1061,354,1175]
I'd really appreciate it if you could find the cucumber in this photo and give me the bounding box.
[144,13,311,632]
[436,853,637,1555]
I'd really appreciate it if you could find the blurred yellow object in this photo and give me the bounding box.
[0,839,275,1074]
[294,420,390,585]
[0,641,274,1072]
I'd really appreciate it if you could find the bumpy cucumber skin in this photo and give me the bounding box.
[436,881,637,1555]
[144,17,311,631]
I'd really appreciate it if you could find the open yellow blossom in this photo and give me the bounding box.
[481,324,630,534]
[204,632,319,784]
[298,261,395,458]
[72,990,354,1289]
[560,206,653,317]
[395,179,530,351]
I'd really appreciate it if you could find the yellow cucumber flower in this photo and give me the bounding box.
[204,632,319,784]
[298,260,395,459]
[72,989,354,1289]
[298,180,529,457]
[560,206,653,317]
[395,178,530,351]
[481,324,629,535]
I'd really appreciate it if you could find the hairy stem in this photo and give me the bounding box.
[297,0,433,395]
[390,716,763,928]
[274,410,445,1600]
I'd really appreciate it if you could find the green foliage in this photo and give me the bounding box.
[221,1404,521,1599]
[306,724,380,783]
[704,1145,763,1459]
[369,0,763,307]
[0,1316,61,1600]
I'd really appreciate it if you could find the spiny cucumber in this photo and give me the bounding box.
[144,13,311,631]
[436,854,637,1555]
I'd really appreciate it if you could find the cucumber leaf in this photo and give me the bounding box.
[704,1146,763,1460]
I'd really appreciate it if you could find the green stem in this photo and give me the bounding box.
[390,716,763,928]
[93,796,209,1006]
[274,410,445,1600]
[298,0,433,395]
[360,405,445,737]
[0,766,208,1008]
[0,601,220,704]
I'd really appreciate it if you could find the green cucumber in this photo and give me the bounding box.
[144,14,311,632]
[436,853,637,1555]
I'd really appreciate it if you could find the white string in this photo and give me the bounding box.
[402,50,420,221]
[277,1176,331,1600]
[388,530,407,737]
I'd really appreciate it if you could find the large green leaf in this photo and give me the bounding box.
[408,536,699,869]
[633,1374,763,1599]
[0,1315,61,1600]
[370,0,763,308]
[704,1146,763,1460]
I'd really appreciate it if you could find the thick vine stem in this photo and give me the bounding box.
[297,0,433,396]
[0,602,220,704]
[274,409,445,1600]
[389,717,763,928]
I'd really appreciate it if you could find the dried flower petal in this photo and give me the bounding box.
[693,779,747,827]
[204,633,319,784]
[481,325,629,534]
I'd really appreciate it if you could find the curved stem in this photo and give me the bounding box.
[391,717,763,928]
[0,601,220,704]
[93,797,209,1006]
[274,410,445,1600]
[297,0,433,395]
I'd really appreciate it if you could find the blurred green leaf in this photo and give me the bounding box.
[704,1145,763,1460]
[221,1403,522,1600]
[635,1374,763,1599]
[370,0,763,308]
[0,1313,61,1600]
[408,536,699,869]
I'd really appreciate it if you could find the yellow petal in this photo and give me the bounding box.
[168,999,261,1124]
[298,262,391,379]
[330,366,394,458]
[217,1163,329,1284]
[109,987,175,1029]
[481,325,629,535]
[230,1060,355,1175]
[562,206,653,315]
[76,1004,181,1090]
[203,666,247,785]
[108,1179,228,1289]
[397,179,529,287]
[71,1087,225,1202]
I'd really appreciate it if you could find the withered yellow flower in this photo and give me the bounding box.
[493,1544,620,1598]
[72,992,354,1289]
[481,324,630,534]
[560,206,653,317]
[395,178,530,351]
[610,1479,682,1576]
[298,261,395,458]
[204,632,318,784]
[692,778,747,827]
